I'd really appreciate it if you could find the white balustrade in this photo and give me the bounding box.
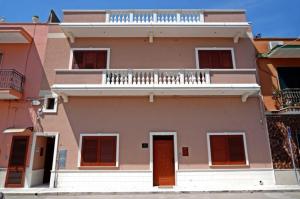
[104,69,210,86]
[107,10,204,24]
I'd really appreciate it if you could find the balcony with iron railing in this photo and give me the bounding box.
[273,88,300,111]
[0,69,25,99]
[52,68,260,101]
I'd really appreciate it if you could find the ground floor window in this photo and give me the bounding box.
[208,133,248,166]
[80,134,118,167]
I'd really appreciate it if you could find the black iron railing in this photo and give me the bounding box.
[0,69,25,92]
[273,88,300,109]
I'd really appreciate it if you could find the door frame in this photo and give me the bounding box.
[149,132,178,186]
[5,135,30,188]
[27,132,59,188]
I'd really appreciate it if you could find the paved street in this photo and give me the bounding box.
[3,192,300,199]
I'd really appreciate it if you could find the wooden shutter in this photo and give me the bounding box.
[73,51,83,69]
[81,137,98,166]
[198,50,233,69]
[99,136,116,166]
[210,134,246,166]
[210,135,229,165]
[96,51,107,69]
[228,135,246,164]
[83,51,97,69]
[81,136,116,166]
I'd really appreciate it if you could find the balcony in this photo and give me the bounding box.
[52,69,260,101]
[60,9,250,39]
[273,89,300,111]
[0,69,25,99]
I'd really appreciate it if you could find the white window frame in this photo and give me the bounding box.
[206,132,249,167]
[42,93,58,113]
[78,133,119,168]
[195,47,236,69]
[69,48,111,70]
[149,132,178,186]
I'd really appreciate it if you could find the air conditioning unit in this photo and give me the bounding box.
[268,41,284,51]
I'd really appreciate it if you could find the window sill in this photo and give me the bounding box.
[79,166,119,170]
[209,164,250,169]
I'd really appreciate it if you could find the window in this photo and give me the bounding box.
[277,67,300,89]
[43,94,58,113]
[72,49,108,69]
[208,133,248,166]
[80,135,118,167]
[196,49,235,69]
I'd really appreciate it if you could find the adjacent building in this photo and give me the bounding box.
[0,9,277,190]
[254,38,300,185]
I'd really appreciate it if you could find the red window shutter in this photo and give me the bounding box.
[83,51,97,69]
[73,51,84,69]
[81,137,98,165]
[210,135,229,165]
[96,51,107,69]
[228,135,246,164]
[99,136,116,166]
[198,50,233,69]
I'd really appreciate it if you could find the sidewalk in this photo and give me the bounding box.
[1,185,300,195]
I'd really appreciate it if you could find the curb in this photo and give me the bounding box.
[2,189,300,196]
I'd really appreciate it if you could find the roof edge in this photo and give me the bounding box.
[62,9,246,13]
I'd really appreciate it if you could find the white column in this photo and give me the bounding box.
[106,13,110,23]
[153,12,157,23]
[129,12,134,23]
[154,71,159,85]
[128,70,133,85]
[205,70,210,84]
[176,12,181,23]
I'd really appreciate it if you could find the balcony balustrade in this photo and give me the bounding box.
[104,69,210,86]
[107,10,203,24]
[0,69,25,92]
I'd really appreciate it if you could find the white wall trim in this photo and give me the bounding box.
[27,132,59,188]
[149,132,178,186]
[78,133,120,168]
[206,132,249,167]
[68,48,111,70]
[195,47,236,69]
[42,92,58,113]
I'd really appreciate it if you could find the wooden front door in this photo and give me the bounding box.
[153,135,175,186]
[5,136,29,187]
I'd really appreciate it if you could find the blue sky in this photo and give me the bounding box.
[0,0,299,38]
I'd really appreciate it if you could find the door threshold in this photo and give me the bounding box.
[158,186,174,189]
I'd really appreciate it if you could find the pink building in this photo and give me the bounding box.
[0,9,274,190]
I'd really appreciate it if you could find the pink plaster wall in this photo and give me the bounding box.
[38,96,272,170]
[204,12,247,22]
[43,25,257,88]
[63,11,106,22]
[0,24,48,168]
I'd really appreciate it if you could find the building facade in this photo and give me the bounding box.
[0,23,49,188]
[254,38,300,185]
[0,9,275,190]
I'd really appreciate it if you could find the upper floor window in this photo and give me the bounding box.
[196,48,235,69]
[277,67,300,89]
[72,49,109,69]
[208,133,248,166]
